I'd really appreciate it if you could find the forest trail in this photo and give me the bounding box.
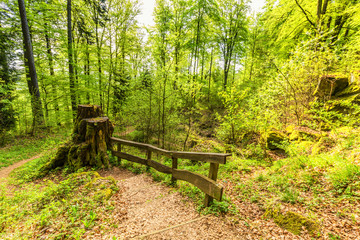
[98,167,241,239]
[0,154,41,180]
[1,158,241,239]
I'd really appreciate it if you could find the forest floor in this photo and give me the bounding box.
[1,129,359,239]
[0,158,240,239]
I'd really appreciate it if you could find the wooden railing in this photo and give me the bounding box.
[110,137,230,206]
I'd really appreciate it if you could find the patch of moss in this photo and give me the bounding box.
[289,130,301,141]
[85,176,118,202]
[265,131,288,150]
[293,141,314,155]
[264,207,320,236]
[312,137,335,155]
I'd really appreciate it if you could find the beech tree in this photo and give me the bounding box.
[18,0,44,131]
[214,0,248,90]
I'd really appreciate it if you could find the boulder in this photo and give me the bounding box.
[314,75,349,99]
[265,131,288,150]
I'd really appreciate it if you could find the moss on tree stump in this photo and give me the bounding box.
[41,105,114,174]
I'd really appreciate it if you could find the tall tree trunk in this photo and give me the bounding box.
[162,75,166,149]
[85,39,90,103]
[107,28,113,115]
[67,0,77,119]
[18,0,44,132]
[96,21,103,108]
[44,23,60,125]
[74,39,79,104]
[208,48,213,102]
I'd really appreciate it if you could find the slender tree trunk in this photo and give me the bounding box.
[67,0,77,119]
[146,89,152,144]
[96,21,103,108]
[18,0,44,132]
[85,39,90,103]
[208,48,213,102]
[162,75,166,148]
[74,39,79,104]
[44,23,60,125]
[107,28,113,115]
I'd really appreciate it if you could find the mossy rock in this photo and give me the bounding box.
[312,137,335,155]
[287,128,321,142]
[294,141,314,154]
[265,131,288,150]
[326,89,360,121]
[314,75,349,99]
[335,82,360,98]
[289,130,301,141]
[264,207,320,236]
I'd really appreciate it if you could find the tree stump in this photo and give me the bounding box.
[41,105,114,173]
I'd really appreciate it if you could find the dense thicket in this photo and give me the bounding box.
[1,0,360,149]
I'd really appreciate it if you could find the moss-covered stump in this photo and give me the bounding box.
[41,105,114,174]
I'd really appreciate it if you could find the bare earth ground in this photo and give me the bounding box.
[98,168,241,239]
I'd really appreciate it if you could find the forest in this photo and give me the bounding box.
[1,0,360,239]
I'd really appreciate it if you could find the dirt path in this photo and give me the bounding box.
[1,158,242,239]
[0,155,41,180]
[98,167,242,239]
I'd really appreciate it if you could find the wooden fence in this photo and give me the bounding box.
[110,137,231,206]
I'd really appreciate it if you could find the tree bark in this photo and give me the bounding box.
[67,0,77,119]
[41,105,114,173]
[44,23,60,125]
[18,0,44,130]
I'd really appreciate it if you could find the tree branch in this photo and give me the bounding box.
[294,0,316,29]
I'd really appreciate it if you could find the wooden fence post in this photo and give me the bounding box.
[117,143,122,164]
[204,162,219,207]
[146,149,152,171]
[171,156,178,185]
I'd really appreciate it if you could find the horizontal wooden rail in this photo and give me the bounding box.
[110,137,231,206]
[172,169,222,201]
[110,137,230,163]
[111,149,223,201]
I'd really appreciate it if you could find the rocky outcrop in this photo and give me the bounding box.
[314,75,349,100]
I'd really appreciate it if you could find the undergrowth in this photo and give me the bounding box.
[1,169,120,239]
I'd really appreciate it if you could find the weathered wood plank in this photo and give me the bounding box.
[147,145,172,158]
[172,152,230,164]
[111,137,230,164]
[110,137,149,150]
[172,169,223,201]
[111,150,147,165]
[147,159,172,174]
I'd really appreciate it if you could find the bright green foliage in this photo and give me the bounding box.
[217,87,249,143]
[0,129,70,169]
[0,170,119,239]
